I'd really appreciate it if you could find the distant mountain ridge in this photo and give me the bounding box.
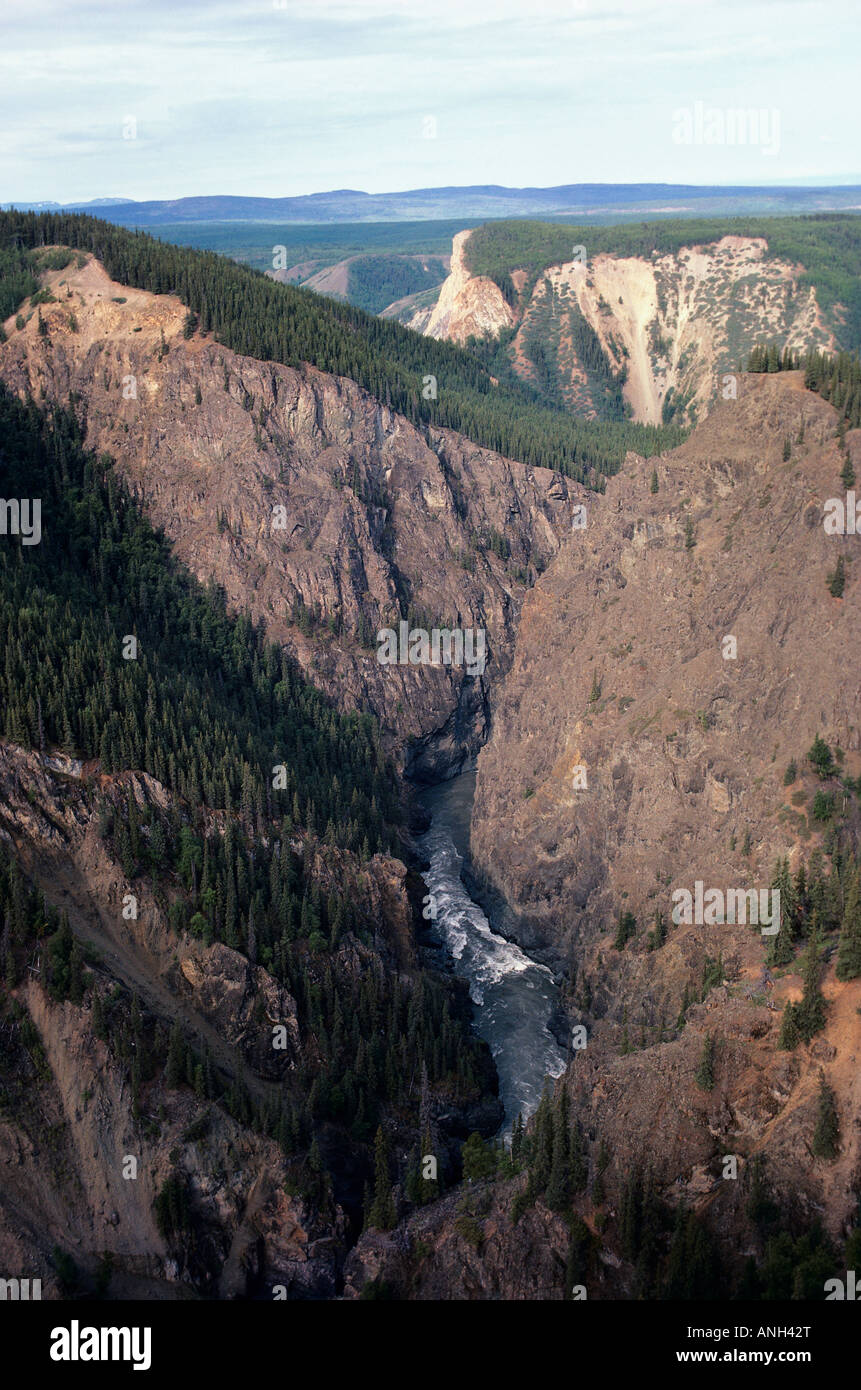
[5,183,861,225]
[2,197,135,211]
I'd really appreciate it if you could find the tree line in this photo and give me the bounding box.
[747,343,861,429]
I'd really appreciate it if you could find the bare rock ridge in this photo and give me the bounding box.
[412,231,836,426]
[418,229,515,343]
[0,254,581,780]
[471,372,859,955]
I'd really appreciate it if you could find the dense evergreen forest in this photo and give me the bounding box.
[0,386,496,1228]
[0,210,681,482]
[747,343,861,428]
[0,242,40,321]
[345,253,448,314]
[465,214,861,351]
[149,217,465,271]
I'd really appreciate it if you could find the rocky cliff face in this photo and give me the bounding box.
[416,229,514,344]
[414,232,836,426]
[471,373,858,957]
[0,255,579,780]
[335,380,861,1303]
[343,1184,573,1299]
[0,739,436,1298]
[0,978,344,1300]
[424,370,861,1286]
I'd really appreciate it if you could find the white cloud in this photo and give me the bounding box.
[1,0,858,201]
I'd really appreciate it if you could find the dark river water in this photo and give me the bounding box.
[418,770,566,1136]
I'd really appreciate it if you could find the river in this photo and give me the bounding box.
[418,769,567,1137]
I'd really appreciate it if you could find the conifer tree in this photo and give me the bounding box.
[369,1126,396,1230]
[812,1074,840,1160]
[510,1112,525,1168]
[827,554,846,598]
[695,1034,716,1091]
[836,870,861,981]
[777,1001,800,1051]
[840,451,856,489]
[165,1021,185,1089]
[546,1104,570,1211]
[796,929,826,1041]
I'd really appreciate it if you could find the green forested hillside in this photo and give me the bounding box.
[0,211,682,482]
[0,244,39,321]
[345,254,448,313]
[147,217,465,271]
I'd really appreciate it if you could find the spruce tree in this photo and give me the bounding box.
[777,1001,800,1051]
[840,452,856,489]
[827,554,846,598]
[695,1034,716,1091]
[836,871,861,981]
[569,1119,588,1192]
[811,1074,840,1160]
[795,929,826,1041]
[462,1131,497,1182]
[510,1112,525,1168]
[807,734,835,779]
[545,1122,569,1211]
[613,910,636,950]
[165,1021,185,1089]
[369,1126,396,1230]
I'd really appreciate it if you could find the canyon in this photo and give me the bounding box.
[0,243,858,1301]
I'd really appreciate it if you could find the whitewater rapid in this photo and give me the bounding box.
[418,771,567,1135]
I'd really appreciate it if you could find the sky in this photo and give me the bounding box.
[2,0,860,203]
